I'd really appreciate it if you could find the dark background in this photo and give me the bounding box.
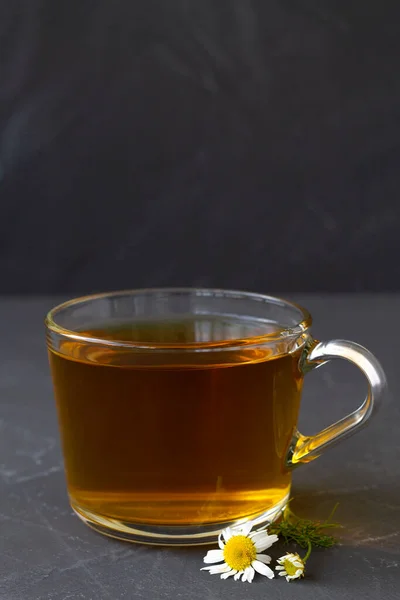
[1,0,399,294]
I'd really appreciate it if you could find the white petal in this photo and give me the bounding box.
[245,566,255,583]
[234,571,243,581]
[237,521,253,537]
[241,566,254,582]
[294,569,303,577]
[279,571,287,577]
[265,533,279,547]
[203,549,224,564]
[252,560,275,579]
[250,530,275,540]
[249,530,263,540]
[221,569,237,580]
[201,563,231,575]
[250,532,269,545]
[222,527,234,542]
[285,575,291,582]
[256,553,271,564]
[249,533,269,545]
[254,534,279,552]
[278,553,291,561]
[218,534,225,550]
[275,566,285,571]
[293,562,303,569]
[249,525,269,536]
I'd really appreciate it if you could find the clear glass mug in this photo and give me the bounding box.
[45,289,386,545]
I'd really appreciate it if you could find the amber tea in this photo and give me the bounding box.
[49,315,304,528]
[47,289,385,544]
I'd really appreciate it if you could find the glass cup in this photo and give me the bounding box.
[45,289,386,545]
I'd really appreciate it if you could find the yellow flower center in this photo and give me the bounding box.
[223,535,257,572]
[283,557,303,577]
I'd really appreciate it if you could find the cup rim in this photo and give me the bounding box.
[45,288,312,350]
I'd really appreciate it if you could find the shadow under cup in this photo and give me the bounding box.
[45,289,385,545]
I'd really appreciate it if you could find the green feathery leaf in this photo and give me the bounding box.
[269,503,341,551]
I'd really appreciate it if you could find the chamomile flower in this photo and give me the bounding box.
[275,552,305,582]
[201,522,278,582]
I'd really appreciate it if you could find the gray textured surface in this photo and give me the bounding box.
[0,294,399,600]
[2,1,400,293]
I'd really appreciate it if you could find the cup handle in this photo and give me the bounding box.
[287,338,387,466]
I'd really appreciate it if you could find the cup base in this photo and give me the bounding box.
[71,493,289,546]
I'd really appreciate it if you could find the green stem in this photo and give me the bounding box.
[324,503,339,525]
[303,540,312,563]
